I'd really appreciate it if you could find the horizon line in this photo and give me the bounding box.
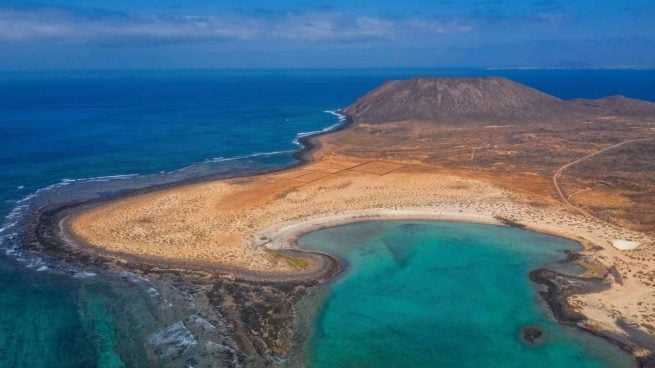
[2,66,655,73]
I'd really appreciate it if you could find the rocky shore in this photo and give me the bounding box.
[23,194,655,367]
[531,267,655,367]
[14,112,351,367]
[23,198,343,367]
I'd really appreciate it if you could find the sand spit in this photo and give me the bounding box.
[65,155,655,351]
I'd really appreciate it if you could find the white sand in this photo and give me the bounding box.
[612,240,641,250]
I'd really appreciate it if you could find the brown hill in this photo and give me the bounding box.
[342,76,599,124]
[325,76,655,233]
[571,95,655,117]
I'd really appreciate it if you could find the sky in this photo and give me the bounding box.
[0,0,654,70]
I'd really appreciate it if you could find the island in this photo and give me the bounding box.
[29,77,655,367]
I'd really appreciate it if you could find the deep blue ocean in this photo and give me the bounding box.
[0,69,654,367]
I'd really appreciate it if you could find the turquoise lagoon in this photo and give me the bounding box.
[299,221,636,368]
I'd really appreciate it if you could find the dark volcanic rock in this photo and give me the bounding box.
[530,268,655,367]
[342,76,600,124]
[25,201,325,368]
[529,268,606,324]
[521,325,545,345]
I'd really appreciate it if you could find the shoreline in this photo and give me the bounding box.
[48,201,654,366]
[261,209,653,367]
[22,109,655,366]
[26,110,353,283]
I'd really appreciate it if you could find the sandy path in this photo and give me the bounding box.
[552,138,653,222]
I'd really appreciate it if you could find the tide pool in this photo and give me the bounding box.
[299,221,636,368]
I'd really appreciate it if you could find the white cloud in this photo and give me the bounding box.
[0,7,474,45]
[0,9,260,43]
[403,18,475,34]
[270,14,395,42]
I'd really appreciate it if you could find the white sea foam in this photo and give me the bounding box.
[0,172,143,276]
[324,109,348,120]
[162,110,347,173]
[190,315,216,331]
[58,173,139,184]
[292,109,347,146]
[73,271,97,278]
[24,258,46,269]
[148,321,198,358]
[0,223,15,234]
[147,287,160,297]
[203,149,295,164]
[200,110,347,164]
[1,173,139,238]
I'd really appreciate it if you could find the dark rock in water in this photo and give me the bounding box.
[522,325,545,345]
[561,250,582,263]
[494,216,526,228]
[529,268,605,325]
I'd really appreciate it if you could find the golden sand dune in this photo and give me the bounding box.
[72,159,506,271]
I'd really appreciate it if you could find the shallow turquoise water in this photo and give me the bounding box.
[299,221,636,368]
[0,261,161,368]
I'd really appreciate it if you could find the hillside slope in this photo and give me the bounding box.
[343,76,599,124]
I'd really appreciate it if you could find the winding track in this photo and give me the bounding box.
[552,137,653,219]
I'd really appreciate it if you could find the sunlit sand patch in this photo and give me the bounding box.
[347,160,405,175]
[290,171,333,183]
[612,239,641,250]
